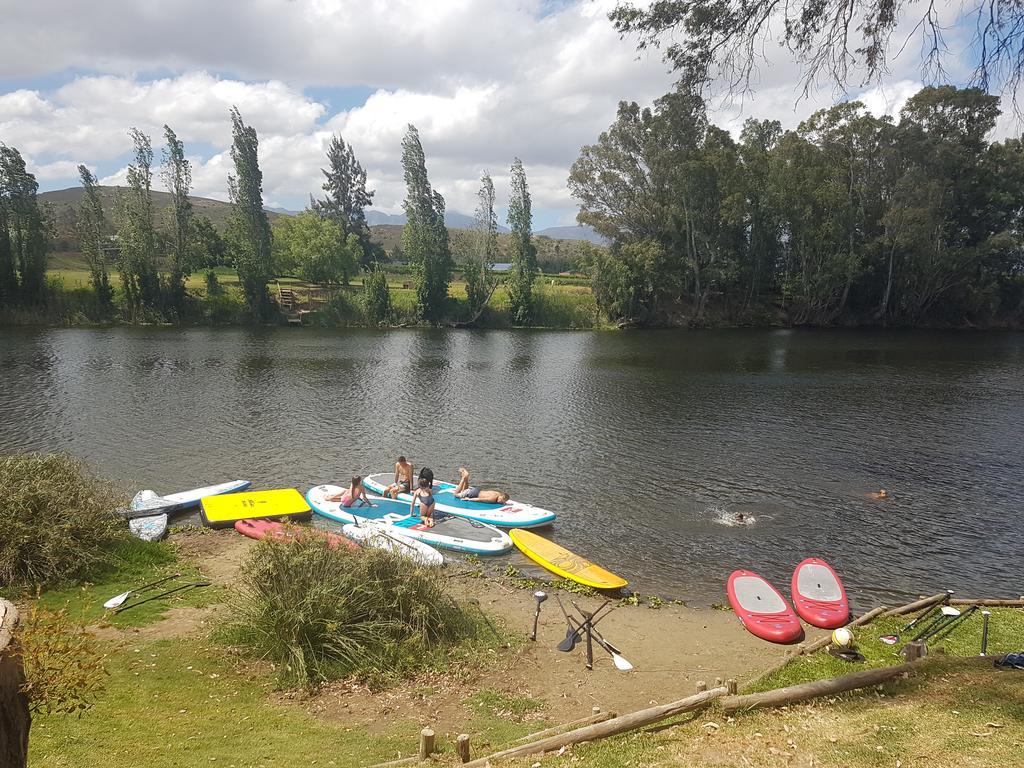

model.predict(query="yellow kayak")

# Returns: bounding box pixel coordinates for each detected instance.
[509,529,628,590]
[200,488,311,529]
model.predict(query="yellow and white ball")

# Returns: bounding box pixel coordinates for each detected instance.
[831,628,854,648]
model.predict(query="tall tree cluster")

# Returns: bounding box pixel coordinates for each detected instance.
[226,107,274,320]
[115,128,160,318]
[0,145,48,306]
[463,171,499,314]
[400,124,452,323]
[569,85,1024,327]
[76,165,113,312]
[162,125,192,313]
[312,134,376,273]
[506,158,538,324]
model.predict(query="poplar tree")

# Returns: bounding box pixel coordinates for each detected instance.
[226,107,274,320]
[0,156,16,305]
[312,134,375,270]
[162,124,192,312]
[76,165,113,313]
[400,124,452,323]
[0,145,48,305]
[116,128,160,317]
[464,171,498,314]
[506,158,537,324]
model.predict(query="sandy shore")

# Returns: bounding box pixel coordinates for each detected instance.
[158,529,805,731]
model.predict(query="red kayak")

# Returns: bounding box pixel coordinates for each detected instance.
[234,519,358,551]
[727,570,804,644]
[791,557,851,629]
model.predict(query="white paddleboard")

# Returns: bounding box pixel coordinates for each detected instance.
[341,523,444,567]
[124,480,252,519]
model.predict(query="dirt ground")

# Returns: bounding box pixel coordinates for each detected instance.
[131,529,798,733]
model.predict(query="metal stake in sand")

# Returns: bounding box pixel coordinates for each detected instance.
[530,591,548,641]
[980,610,991,656]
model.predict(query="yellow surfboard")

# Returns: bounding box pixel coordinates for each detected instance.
[200,488,311,529]
[509,529,628,590]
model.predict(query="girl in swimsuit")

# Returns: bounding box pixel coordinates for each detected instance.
[410,476,436,528]
[327,475,374,507]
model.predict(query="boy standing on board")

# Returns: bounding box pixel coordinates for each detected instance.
[383,456,415,499]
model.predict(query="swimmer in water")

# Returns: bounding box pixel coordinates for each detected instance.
[866,489,889,500]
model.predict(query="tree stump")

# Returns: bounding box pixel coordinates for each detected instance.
[0,600,29,768]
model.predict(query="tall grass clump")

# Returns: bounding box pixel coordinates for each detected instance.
[224,536,481,688]
[0,453,128,590]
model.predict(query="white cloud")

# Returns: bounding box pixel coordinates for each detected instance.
[1,0,1014,226]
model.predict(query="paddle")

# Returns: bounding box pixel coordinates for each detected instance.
[980,610,992,656]
[114,581,211,614]
[881,589,953,644]
[555,597,613,652]
[103,573,181,609]
[466,598,502,643]
[926,604,979,643]
[530,591,548,642]
[910,605,960,642]
[566,614,633,671]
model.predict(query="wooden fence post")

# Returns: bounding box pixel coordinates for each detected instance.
[419,727,435,760]
[456,733,471,763]
[0,600,29,768]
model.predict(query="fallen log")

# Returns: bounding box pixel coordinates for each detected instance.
[510,709,615,744]
[796,605,888,656]
[463,687,726,767]
[949,599,1024,607]
[884,593,946,617]
[721,662,914,714]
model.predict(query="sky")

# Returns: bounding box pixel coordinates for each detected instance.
[0,0,1015,230]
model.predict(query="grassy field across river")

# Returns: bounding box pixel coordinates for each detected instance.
[21,253,602,330]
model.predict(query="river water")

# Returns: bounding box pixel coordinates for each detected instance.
[1,327,1022,607]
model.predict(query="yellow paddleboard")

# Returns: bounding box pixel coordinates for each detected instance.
[509,529,628,590]
[200,488,311,529]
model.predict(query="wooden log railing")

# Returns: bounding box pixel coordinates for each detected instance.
[0,599,29,768]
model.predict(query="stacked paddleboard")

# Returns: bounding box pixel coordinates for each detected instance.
[306,485,511,555]
[362,472,556,528]
[124,480,251,541]
[201,488,311,529]
[726,557,852,644]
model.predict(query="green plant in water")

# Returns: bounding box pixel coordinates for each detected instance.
[0,453,128,590]
[222,535,484,688]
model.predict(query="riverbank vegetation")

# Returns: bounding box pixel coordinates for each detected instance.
[0,453,128,590]
[570,85,1024,328]
[223,535,489,688]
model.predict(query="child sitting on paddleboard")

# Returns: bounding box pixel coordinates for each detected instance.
[326,475,374,508]
[452,467,509,504]
[410,476,436,528]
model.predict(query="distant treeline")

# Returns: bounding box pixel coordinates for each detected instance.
[569,85,1024,327]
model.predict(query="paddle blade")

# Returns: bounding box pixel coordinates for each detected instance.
[557,626,579,652]
[103,591,130,609]
[611,653,634,671]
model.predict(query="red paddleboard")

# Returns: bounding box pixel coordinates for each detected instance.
[791,557,850,629]
[727,570,804,644]
[234,519,357,551]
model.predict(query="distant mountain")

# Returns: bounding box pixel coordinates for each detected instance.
[265,205,303,215]
[535,225,607,245]
[365,209,511,233]
[39,186,283,232]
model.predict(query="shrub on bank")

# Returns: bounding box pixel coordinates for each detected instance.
[223,536,481,688]
[0,453,128,589]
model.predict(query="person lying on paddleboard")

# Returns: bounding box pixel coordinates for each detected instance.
[383,456,415,499]
[452,467,510,504]
[410,476,436,527]
[326,475,375,507]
